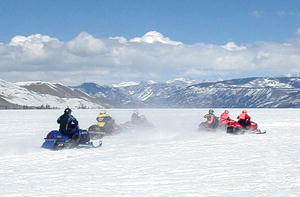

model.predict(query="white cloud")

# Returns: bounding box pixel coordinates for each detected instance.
[130,31,182,45]
[9,34,58,46]
[221,42,247,51]
[66,32,106,57]
[184,69,212,76]
[251,10,264,17]
[284,73,294,77]
[297,28,300,36]
[109,36,128,44]
[277,11,300,17]
[0,31,300,85]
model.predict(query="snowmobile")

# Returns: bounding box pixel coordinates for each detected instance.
[87,123,122,138]
[198,118,220,131]
[226,121,266,135]
[88,124,106,139]
[120,119,155,132]
[42,127,102,150]
[198,122,219,131]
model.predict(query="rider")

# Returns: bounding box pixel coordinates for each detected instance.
[57,108,79,139]
[96,110,116,134]
[237,109,251,128]
[220,110,232,125]
[131,109,144,125]
[203,109,218,128]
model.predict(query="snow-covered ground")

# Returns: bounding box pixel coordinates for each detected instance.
[0,109,299,196]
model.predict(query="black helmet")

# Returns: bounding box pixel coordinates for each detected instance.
[64,108,72,114]
[209,109,214,114]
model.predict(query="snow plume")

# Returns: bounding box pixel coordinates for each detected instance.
[1,31,300,84]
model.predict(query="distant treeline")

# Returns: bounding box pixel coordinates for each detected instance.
[0,104,99,110]
[0,104,59,110]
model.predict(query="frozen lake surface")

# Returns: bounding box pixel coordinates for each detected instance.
[0,109,299,196]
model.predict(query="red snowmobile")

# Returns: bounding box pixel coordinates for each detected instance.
[226,120,266,134]
[121,120,154,131]
[120,115,155,131]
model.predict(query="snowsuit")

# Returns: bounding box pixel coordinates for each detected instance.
[220,112,231,124]
[237,112,251,127]
[57,114,78,137]
[96,114,115,134]
[204,114,218,128]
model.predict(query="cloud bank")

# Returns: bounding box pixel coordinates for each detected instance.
[0,30,300,85]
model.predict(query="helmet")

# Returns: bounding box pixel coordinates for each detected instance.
[98,110,108,118]
[99,110,107,115]
[224,110,229,113]
[242,109,248,113]
[133,109,139,114]
[64,108,72,114]
[209,109,214,114]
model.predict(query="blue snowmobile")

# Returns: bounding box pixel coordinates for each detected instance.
[42,127,102,150]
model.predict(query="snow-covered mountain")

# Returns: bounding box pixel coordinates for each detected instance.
[0,80,107,109]
[165,77,300,108]
[75,77,300,108]
[115,79,194,107]
[72,83,143,108]
[1,77,300,109]
[73,79,195,108]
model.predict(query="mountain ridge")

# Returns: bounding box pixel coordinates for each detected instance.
[1,77,300,109]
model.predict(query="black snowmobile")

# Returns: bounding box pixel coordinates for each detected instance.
[88,121,121,138]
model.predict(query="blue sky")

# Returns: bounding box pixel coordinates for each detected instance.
[1,0,299,44]
[0,0,300,84]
